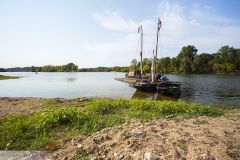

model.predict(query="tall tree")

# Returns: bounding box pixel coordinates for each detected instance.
[177,45,198,73]
[130,59,138,70]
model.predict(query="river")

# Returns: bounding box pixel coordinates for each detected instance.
[0,72,239,105]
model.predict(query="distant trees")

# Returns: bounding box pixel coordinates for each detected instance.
[129,59,138,71]
[79,67,112,72]
[78,66,129,72]
[2,45,240,74]
[207,46,239,73]
[176,45,198,73]
[191,53,213,73]
[128,45,240,74]
[112,66,129,72]
[0,68,6,72]
[39,63,78,72]
[31,66,36,72]
[159,57,171,72]
[143,65,151,72]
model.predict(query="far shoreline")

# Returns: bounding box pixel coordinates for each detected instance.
[0,74,20,80]
[1,71,240,75]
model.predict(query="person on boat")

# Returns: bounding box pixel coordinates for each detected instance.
[160,74,168,81]
[156,73,168,81]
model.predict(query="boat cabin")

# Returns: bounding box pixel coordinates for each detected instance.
[125,70,141,78]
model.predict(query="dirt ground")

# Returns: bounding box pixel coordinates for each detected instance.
[52,113,240,160]
[0,97,90,120]
[0,98,239,160]
[0,97,46,119]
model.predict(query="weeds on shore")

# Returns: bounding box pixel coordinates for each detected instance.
[0,75,19,80]
[0,99,224,150]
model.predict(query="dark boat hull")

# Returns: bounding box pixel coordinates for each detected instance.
[129,80,181,96]
[114,77,181,97]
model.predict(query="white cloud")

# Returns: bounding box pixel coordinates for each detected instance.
[93,11,153,33]
[83,1,240,67]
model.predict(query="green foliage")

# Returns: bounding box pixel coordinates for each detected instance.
[177,45,198,73]
[159,57,171,72]
[0,99,225,150]
[226,63,235,72]
[78,66,129,72]
[0,104,123,150]
[129,59,139,71]
[143,65,151,73]
[40,63,78,72]
[179,57,192,73]
[127,100,223,120]
[131,59,138,67]
[143,58,152,66]
[112,66,129,72]
[31,66,36,72]
[74,148,89,160]
[133,45,240,74]
[212,63,236,73]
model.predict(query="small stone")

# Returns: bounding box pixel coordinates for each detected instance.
[117,154,124,160]
[61,156,67,160]
[197,151,215,160]
[144,152,157,160]
[149,126,157,132]
[76,144,83,149]
[132,129,143,137]
[71,138,76,145]
[110,142,117,147]
[104,135,112,140]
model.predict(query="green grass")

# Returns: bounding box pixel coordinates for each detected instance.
[0,99,225,150]
[0,75,19,80]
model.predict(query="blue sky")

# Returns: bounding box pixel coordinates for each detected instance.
[0,0,240,68]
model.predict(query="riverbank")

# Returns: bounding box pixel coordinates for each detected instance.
[0,97,239,159]
[0,75,19,80]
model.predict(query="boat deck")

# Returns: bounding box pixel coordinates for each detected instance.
[114,77,137,83]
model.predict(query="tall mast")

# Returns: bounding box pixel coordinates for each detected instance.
[151,18,162,83]
[151,49,155,82]
[138,25,143,75]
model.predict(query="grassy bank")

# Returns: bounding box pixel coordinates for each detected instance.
[0,98,226,151]
[0,75,19,80]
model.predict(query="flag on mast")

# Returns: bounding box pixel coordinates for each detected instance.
[158,18,162,31]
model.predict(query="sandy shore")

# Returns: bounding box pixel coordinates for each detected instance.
[0,97,239,160]
[54,114,240,160]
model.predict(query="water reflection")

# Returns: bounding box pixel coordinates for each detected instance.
[131,90,180,101]
[0,72,239,105]
[64,77,77,82]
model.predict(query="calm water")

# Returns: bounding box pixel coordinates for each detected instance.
[0,72,240,105]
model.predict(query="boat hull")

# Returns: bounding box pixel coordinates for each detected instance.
[114,77,181,97]
[130,81,181,96]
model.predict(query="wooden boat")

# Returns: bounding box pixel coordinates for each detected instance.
[116,18,181,96]
[115,77,181,96]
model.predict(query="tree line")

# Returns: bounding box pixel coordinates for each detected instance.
[36,63,78,72]
[130,45,240,74]
[0,63,78,72]
[1,45,239,73]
